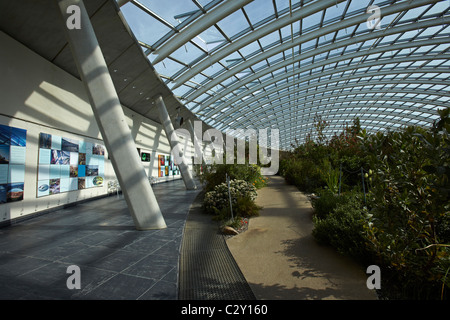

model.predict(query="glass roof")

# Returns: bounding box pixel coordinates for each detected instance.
[120,0,450,150]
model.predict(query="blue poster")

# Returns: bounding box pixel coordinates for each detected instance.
[49,165,60,179]
[78,165,86,177]
[0,125,26,204]
[0,184,7,203]
[51,135,62,150]
[7,183,24,202]
[37,180,49,197]
[0,145,9,164]
[38,164,50,181]
[39,148,51,164]
[60,178,70,193]
[10,127,26,147]
[0,165,8,184]
[10,146,26,164]
[0,125,10,145]
[9,165,25,183]
[60,165,70,178]
[37,132,105,197]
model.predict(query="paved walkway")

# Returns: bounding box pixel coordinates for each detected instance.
[0,179,200,300]
[226,175,378,300]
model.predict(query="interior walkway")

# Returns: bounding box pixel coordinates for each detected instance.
[0,179,200,300]
[227,175,378,300]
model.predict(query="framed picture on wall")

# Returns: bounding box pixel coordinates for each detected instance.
[0,124,27,204]
[141,152,150,162]
[37,132,105,198]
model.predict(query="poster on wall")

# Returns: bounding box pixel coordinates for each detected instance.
[0,124,27,204]
[140,152,150,162]
[172,156,181,176]
[37,133,105,198]
[158,154,165,177]
[158,154,180,177]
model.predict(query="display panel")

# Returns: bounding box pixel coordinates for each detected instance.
[0,124,26,203]
[140,152,150,162]
[37,133,104,197]
[158,154,180,177]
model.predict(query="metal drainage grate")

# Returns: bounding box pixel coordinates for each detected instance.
[179,195,256,300]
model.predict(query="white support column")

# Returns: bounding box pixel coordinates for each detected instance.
[187,119,204,167]
[154,95,197,190]
[57,0,166,230]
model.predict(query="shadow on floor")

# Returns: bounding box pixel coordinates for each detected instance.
[0,179,200,300]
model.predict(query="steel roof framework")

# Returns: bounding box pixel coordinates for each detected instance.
[120,0,450,149]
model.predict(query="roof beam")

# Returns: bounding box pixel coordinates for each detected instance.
[171,0,348,89]
[209,39,450,120]
[195,15,450,109]
[214,69,449,114]
[151,0,253,65]
[172,0,440,91]
[231,92,449,128]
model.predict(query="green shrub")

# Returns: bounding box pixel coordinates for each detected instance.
[203,179,259,219]
[312,192,371,263]
[318,159,340,194]
[198,163,267,192]
[284,108,450,299]
[281,158,324,192]
[311,189,343,219]
[234,195,262,218]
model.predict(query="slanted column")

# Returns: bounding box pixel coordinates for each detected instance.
[57,0,166,230]
[154,95,197,190]
[186,119,204,167]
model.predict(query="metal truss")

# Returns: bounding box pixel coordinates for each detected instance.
[120,0,450,149]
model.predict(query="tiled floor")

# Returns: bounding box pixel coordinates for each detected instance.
[0,179,201,300]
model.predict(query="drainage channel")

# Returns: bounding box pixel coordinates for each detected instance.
[178,193,256,300]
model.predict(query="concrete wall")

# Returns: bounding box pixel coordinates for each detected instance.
[0,31,188,223]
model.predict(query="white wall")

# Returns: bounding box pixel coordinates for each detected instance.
[0,31,186,223]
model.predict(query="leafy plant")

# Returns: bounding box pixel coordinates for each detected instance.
[312,191,371,263]
[197,163,267,192]
[285,107,450,299]
[311,188,344,219]
[318,159,340,194]
[203,179,259,219]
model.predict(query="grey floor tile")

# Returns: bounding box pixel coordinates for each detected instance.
[0,253,50,277]
[14,261,75,299]
[89,249,148,273]
[70,265,117,299]
[60,245,117,267]
[122,254,177,281]
[30,241,90,261]
[0,179,201,300]
[121,236,170,254]
[138,279,177,300]
[79,273,156,300]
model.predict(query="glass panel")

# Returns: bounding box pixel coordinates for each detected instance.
[216,10,249,40]
[243,0,275,26]
[170,41,205,67]
[140,0,199,27]
[154,58,184,78]
[121,5,172,46]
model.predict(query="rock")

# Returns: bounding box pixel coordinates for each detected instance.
[222,226,239,235]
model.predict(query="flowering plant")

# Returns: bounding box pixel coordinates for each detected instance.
[203,179,257,215]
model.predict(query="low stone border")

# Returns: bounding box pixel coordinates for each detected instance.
[221,217,249,238]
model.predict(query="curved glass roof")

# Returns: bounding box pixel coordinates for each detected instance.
[120,0,450,150]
